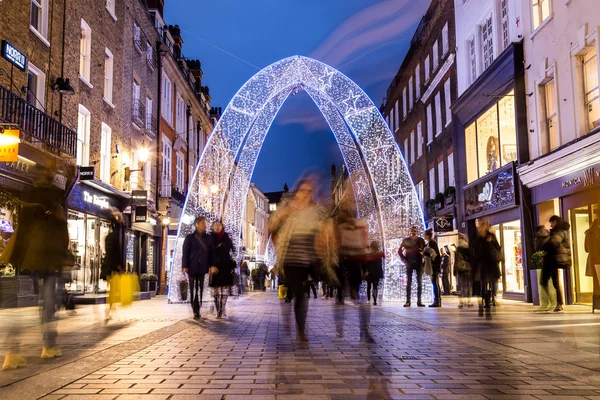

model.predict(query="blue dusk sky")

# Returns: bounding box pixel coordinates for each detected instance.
[164,0,432,193]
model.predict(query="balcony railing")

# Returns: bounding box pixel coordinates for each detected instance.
[133,99,146,128]
[0,85,77,157]
[171,186,186,204]
[145,111,157,135]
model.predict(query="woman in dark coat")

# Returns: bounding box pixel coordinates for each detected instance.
[471,219,501,310]
[365,241,384,305]
[423,229,442,307]
[210,221,234,319]
[101,210,124,321]
[542,216,570,312]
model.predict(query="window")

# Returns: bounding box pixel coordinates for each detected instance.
[427,104,433,144]
[481,16,494,69]
[269,203,277,212]
[448,153,455,186]
[161,135,172,197]
[435,93,442,136]
[444,78,452,126]
[469,37,477,84]
[176,94,186,135]
[417,121,423,158]
[402,88,407,119]
[134,22,142,52]
[80,19,92,83]
[176,152,184,191]
[433,40,439,71]
[100,123,112,184]
[161,73,173,125]
[429,168,436,199]
[30,0,49,42]
[464,91,517,183]
[106,0,116,19]
[146,96,153,131]
[425,55,430,82]
[404,138,408,162]
[438,160,444,193]
[133,81,141,122]
[416,181,424,204]
[410,130,415,165]
[146,42,155,69]
[532,0,551,31]
[500,0,509,50]
[442,23,449,56]
[408,76,414,110]
[145,160,152,192]
[77,105,91,166]
[389,113,394,132]
[583,47,600,131]
[415,64,421,98]
[394,100,400,131]
[26,62,45,110]
[542,78,559,151]
[104,48,114,103]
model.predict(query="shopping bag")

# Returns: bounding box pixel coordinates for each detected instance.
[278,285,287,299]
[179,279,189,301]
[120,274,138,307]
[106,273,121,305]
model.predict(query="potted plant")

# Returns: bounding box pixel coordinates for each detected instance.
[148,274,158,295]
[444,186,456,205]
[435,193,445,210]
[425,199,436,218]
[139,273,150,292]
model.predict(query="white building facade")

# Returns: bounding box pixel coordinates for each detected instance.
[241,184,269,262]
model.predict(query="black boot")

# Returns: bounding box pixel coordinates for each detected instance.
[214,295,221,318]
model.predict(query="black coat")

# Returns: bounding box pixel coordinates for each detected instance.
[426,239,441,273]
[471,232,501,282]
[19,212,69,274]
[182,231,216,277]
[101,227,123,280]
[365,253,384,282]
[209,232,234,287]
[544,221,571,269]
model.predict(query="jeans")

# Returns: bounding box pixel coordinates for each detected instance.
[441,269,451,295]
[189,274,205,316]
[458,273,472,302]
[406,266,423,303]
[542,267,564,306]
[39,274,59,348]
[285,265,310,333]
[367,279,380,303]
[431,270,441,304]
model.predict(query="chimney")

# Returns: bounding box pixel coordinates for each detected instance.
[186,59,204,93]
[146,0,164,16]
[169,25,183,59]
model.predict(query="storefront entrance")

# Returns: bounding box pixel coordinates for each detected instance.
[490,219,524,297]
[567,204,599,304]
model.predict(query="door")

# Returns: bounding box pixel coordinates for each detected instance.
[568,204,599,304]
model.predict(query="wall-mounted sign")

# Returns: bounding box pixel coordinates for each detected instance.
[0,129,20,162]
[433,216,454,233]
[1,41,26,72]
[464,162,517,220]
[83,191,110,210]
[135,205,148,223]
[131,190,147,206]
[561,166,600,189]
[79,166,94,181]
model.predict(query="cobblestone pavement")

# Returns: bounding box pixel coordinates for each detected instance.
[2,292,600,399]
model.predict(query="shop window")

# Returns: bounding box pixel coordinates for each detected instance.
[426,104,433,144]
[492,220,524,293]
[500,0,509,50]
[415,64,421,98]
[433,40,439,71]
[30,0,49,43]
[429,168,435,199]
[77,105,91,167]
[567,204,599,303]
[442,23,449,56]
[464,90,517,183]
[425,55,430,82]
[481,16,494,70]
[408,76,414,110]
[417,121,423,158]
[532,0,551,31]
[582,47,600,131]
[444,78,452,126]
[402,88,407,119]
[26,62,45,110]
[80,19,92,83]
[100,123,112,184]
[104,48,114,104]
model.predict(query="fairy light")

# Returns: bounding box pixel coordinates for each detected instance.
[168,56,429,304]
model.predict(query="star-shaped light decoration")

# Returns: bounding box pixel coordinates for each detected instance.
[343,90,362,114]
[319,67,335,90]
[354,174,370,197]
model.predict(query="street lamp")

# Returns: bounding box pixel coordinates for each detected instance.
[137,147,150,163]
[161,216,171,226]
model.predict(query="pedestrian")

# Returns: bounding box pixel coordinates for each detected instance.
[584,218,600,281]
[423,229,442,307]
[365,241,384,305]
[454,233,473,308]
[182,216,216,319]
[440,246,451,295]
[240,261,249,294]
[209,220,235,319]
[269,177,338,341]
[306,275,317,298]
[471,219,502,311]
[338,216,368,300]
[399,226,426,307]
[101,209,124,322]
[533,225,556,311]
[542,215,570,313]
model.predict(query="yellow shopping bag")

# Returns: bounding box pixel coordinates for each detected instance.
[120,273,139,307]
[278,285,287,299]
[107,273,121,305]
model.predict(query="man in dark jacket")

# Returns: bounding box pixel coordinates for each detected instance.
[543,215,570,312]
[399,226,426,307]
[182,216,216,318]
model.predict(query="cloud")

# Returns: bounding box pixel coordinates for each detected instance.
[275,104,330,132]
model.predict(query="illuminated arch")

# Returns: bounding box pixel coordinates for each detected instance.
[169,56,428,303]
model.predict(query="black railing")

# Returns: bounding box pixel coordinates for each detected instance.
[172,186,186,204]
[133,99,145,127]
[145,111,157,135]
[0,85,77,157]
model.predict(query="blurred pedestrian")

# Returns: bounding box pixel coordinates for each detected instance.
[338,217,368,300]
[454,233,473,308]
[440,247,451,295]
[182,216,216,319]
[533,225,555,311]
[101,209,124,322]
[365,241,384,305]
[542,216,570,313]
[471,219,501,312]
[399,226,426,307]
[209,220,235,319]
[423,229,441,307]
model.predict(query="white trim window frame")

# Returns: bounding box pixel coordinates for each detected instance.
[435,93,442,136]
[442,23,449,57]
[134,22,143,53]
[417,121,423,158]
[429,168,436,200]
[410,130,415,165]
[426,104,433,144]
[161,72,173,125]
[100,123,112,184]
[104,48,114,105]
[500,0,509,50]
[438,160,444,194]
[448,153,455,186]
[106,0,117,20]
[408,76,414,110]
[80,19,92,84]
[30,0,49,45]
[403,138,408,163]
[532,0,551,32]
[481,15,495,70]
[582,46,600,131]
[537,74,559,153]
[415,64,421,99]
[176,151,184,192]
[176,94,186,135]
[433,40,439,71]
[26,62,46,111]
[146,41,155,70]
[77,105,91,167]
[144,160,152,192]
[161,135,172,197]
[468,35,478,84]
[146,96,153,131]
[133,80,141,122]
[394,100,400,131]
[417,181,424,205]
[444,78,452,126]
[425,55,431,82]
[402,88,407,119]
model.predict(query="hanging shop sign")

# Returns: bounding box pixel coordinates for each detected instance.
[1,41,26,72]
[134,205,148,223]
[79,166,94,181]
[0,129,20,162]
[131,190,148,206]
[433,216,454,233]
[464,162,517,220]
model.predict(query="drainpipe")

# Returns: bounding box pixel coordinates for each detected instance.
[155,40,162,209]
[185,104,191,191]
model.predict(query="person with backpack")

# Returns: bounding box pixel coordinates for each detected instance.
[454,233,473,308]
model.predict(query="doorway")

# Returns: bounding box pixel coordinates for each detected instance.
[567,204,599,304]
